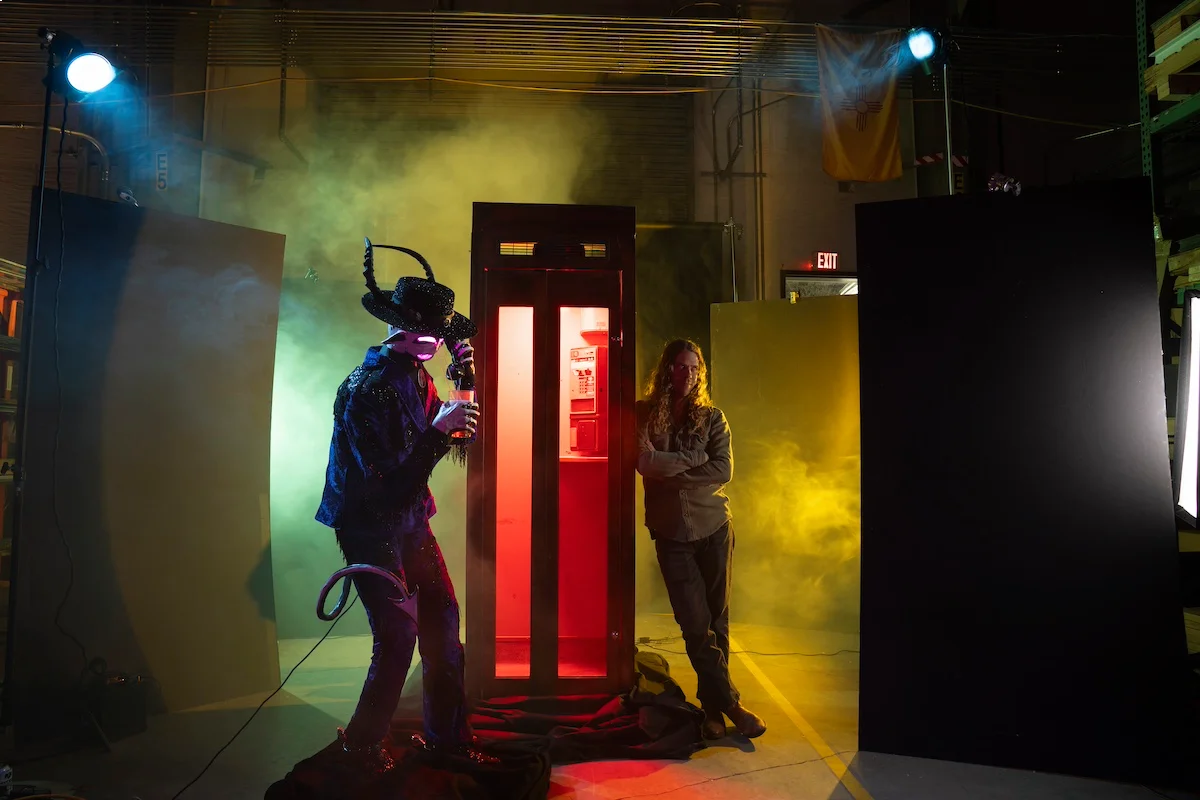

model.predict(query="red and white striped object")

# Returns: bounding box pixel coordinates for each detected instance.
[913,153,969,167]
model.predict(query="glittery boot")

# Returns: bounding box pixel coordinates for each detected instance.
[337,726,395,776]
[410,732,500,766]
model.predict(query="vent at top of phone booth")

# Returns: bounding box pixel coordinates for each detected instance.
[499,242,607,258]
[500,242,536,256]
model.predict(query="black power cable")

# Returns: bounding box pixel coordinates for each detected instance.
[170,593,358,799]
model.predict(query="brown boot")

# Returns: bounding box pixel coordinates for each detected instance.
[725,703,767,738]
[337,727,395,776]
[411,732,501,766]
[701,707,727,740]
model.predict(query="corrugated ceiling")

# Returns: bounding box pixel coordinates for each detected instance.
[0,2,1127,93]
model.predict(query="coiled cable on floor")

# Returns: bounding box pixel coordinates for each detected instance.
[317,564,416,621]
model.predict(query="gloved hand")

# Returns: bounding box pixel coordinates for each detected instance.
[446,339,475,382]
[432,400,480,437]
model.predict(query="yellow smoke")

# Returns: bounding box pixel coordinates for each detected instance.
[728,440,861,632]
[713,298,861,635]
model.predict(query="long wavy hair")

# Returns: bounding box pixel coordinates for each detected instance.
[644,339,712,436]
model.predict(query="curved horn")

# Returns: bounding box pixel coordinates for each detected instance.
[363,237,389,301]
[370,243,437,282]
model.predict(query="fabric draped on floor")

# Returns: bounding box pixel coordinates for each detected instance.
[264,650,704,800]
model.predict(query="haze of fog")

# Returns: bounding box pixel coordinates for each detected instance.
[201,89,859,644]
[202,95,605,639]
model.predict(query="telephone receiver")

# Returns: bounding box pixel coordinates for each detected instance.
[447,338,476,391]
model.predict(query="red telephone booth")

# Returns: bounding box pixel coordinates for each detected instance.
[465,202,637,699]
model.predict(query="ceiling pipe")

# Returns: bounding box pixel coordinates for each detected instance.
[0,122,111,199]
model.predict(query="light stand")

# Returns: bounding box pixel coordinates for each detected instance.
[942,59,954,196]
[1,34,59,731]
[0,27,116,731]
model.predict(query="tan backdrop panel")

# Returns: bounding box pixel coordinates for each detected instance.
[10,190,283,732]
[710,297,860,635]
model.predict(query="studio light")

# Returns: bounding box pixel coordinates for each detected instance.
[65,53,116,94]
[1173,290,1200,526]
[907,28,937,61]
[905,27,942,76]
[38,28,119,101]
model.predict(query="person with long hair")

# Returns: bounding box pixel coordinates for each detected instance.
[635,339,766,741]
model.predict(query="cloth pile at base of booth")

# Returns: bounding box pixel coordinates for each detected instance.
[263,650,703,800]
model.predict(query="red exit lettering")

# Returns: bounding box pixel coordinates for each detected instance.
[815,251,839,270]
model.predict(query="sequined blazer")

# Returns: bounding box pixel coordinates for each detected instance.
[315,346,451,533]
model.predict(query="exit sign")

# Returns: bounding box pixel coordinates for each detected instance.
[814,251,839,270]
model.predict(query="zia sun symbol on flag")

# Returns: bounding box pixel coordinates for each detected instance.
[840,83,884,132]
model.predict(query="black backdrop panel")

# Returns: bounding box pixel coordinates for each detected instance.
[856,178,1187,784]
[8,190,284,739]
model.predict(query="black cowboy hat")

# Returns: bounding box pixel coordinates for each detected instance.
[360,238,476,341]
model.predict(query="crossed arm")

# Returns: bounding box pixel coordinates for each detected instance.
[635,409,733,486]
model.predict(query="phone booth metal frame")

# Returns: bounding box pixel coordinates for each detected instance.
[465,202,637,700]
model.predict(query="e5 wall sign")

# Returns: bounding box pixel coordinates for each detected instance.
[814,251,839,270]
[155,150,168,191]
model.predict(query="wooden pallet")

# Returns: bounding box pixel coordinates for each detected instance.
[1171,247,1200,275]
[1147,0,1200,101]
[1169,246,1200,292]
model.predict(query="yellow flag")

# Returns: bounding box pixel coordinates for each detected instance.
[817,25,904,183]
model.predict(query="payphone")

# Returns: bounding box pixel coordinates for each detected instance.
[568,344,608,455]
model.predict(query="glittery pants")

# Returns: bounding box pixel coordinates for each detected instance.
[654,522,740,711]
[336,522,470,748]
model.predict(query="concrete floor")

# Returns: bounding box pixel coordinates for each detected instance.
[4,613,1196,800]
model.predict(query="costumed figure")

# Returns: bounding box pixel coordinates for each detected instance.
[314,239,498,775]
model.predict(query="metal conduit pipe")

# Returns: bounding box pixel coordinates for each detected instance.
[754,77,766,301]
[711,76,737,222]
[724,77,745,222]
[278,70,308,166]
[716,92,790,300]
[0,122,112,199]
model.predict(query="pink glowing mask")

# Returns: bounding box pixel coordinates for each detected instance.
[414,336,443,361]
[383,326,444,360]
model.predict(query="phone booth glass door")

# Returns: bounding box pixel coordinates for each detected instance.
[494,305,534,678]
[557,305,611,678]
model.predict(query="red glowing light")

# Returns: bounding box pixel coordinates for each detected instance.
[495,306,534,679]
[492,305,610,681]
[558,307,609,679]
